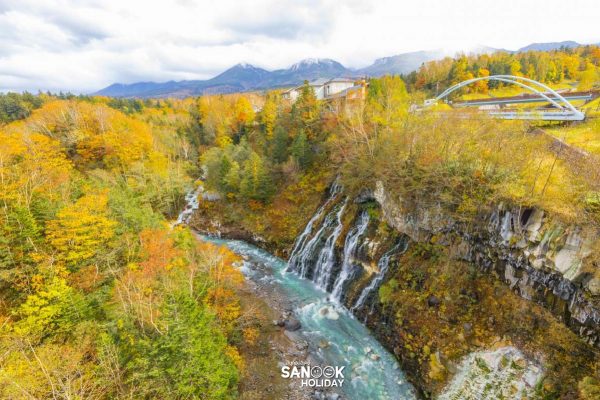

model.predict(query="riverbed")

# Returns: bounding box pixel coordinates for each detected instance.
[199,234,416,400]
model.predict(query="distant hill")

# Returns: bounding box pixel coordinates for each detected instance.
[95,58,354,98]
[209,63,271,90]
[96,64,272,98]
[94,41,591,98]
[357,50,445,76]
[95,54,430,98]
[96,81,186,98]
[517,41,581,52]
[269,59,349,86]
[357,46,503,77]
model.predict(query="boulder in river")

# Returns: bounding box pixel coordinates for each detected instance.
[296,340,309,351]
[284,318,302,331]
[319,305,340,320]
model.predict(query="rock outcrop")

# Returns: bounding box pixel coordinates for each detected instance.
[374,180,600,346]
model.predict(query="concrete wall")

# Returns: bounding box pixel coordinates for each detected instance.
[325,81,354,97]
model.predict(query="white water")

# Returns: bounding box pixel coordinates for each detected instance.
[201,236,417,400]
[175,187,416,399]
[175,187,544,400]
[500,211,513,243]
[331,211,370,301]
[298,205,340,278]
[288,181,342,273]
[296,200,347,279]
[313,200,348,290]
[175,185,202,225]
[352,239,408,312]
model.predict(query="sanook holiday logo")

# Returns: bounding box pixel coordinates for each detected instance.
[281,363,345,388]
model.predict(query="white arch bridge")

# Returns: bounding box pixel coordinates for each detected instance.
[424,75,586,121]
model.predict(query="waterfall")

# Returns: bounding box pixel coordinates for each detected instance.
[287,181,343,276]
[331,211,370,301]
[175,185,202,225]
[312,200,348,290]
[352,238,408,311]
[201,235,418,400]
[290,182,342,257]
[288,183,398,307]
[297,200,347,278]
[500,211,513,243]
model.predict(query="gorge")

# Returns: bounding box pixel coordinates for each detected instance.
[3,39,600,400]
[186,176,595,398]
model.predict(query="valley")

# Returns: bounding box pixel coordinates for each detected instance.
[1,43,600,399]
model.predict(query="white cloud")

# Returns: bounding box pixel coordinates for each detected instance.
[0,0,599,93]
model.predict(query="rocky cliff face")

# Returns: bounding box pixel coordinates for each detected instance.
[373,181,600,346]
[189,180,600,396]
[281,180,599,396]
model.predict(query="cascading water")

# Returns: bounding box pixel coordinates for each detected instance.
[352,238,408,311]
[176,184,416,399]
[176,182,544,399]
[312,200,348,290]
[297,203,343,278]
[199,236,417,400]
[288,181,342,272]
[330,211,370,301]
[293,200,347,279]
[175,185,202,225]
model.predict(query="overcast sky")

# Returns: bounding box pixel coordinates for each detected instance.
[1,0,599,93]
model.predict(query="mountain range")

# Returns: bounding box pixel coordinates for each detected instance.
[96,59,352,98]
[516,41,581,52]
[94,41,591,98]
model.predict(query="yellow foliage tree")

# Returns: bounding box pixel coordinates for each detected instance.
[0,340,100,399]
[76,111,153,169]
[233,96,255,133]
[260,93,278,138]
[0,131,72,208]
[366,75,410,133]
[509,59,522,76]
[578,63,598,91]
[473,68,490,93]
[16,100,153,171]
[198,96,234,146]
[46,192,116,269]
[11,277,77,339]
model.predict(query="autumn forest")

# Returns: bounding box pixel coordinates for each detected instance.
[1,44,600,399]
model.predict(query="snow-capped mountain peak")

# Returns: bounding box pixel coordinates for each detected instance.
[235,62,257,69]
[290,58,335,71]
